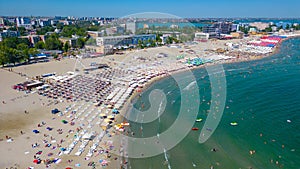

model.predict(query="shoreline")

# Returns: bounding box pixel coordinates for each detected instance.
[119,34,300,100]
[115,34,300,168]
[1,34,299,169]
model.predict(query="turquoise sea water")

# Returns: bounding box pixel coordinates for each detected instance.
[126,37,300,169]
[137,19,300,29]
[137,22,209,28]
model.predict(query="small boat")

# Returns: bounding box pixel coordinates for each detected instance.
[192,127,199,131]
[230,122,238,126]
[196,118,203,122]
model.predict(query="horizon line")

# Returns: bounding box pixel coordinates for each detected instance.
[1,15,300,20]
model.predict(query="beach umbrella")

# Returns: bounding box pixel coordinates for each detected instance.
[46,127,53,131]
[112,109,118,113]
[60,147,66,151]
[62,120,68,124]
[101,160,108,165]
[75,163,81,167]
[55,158,61,164]
[32,129,39,134]
[33,159,39,164]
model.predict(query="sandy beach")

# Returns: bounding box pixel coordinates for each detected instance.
[1,33,299,169]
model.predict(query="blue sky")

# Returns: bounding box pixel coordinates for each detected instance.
[0,0,299,18]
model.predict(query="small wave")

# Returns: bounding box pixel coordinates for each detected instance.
[158,100,164,123]
[226,66,249,72]
[163,148,172,169]
[183,81,196,91]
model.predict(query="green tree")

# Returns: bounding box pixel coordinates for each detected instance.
[64,42,70,52]
[61,26,74,37]
[53,53,58,59]
[8,27,17,31]
[7,48,19,65]
[45,34,62,50]
[16,43,29,51]
[35,41,46,49]
[85,38,96,46]
[1,37,30,49]
[28,48,39,61]
[18,27,27,36]
[285,24,290,30]
[166,36,173,44]
[56,22,64,29]
[3,37,18,48]
[17,38,30,46]
[76,28,87,37]
[0,38,33,65]
[87,25,99,31]
[239,26,249,34]
[61,26,87,38]
[0,46,9,66]
[143,40,147,47]
[17,43,29,62]
[264,27,273,32]
[37,26,55,35]
[76,38,85,48]
[137,39,143,48]
[292,24,300,30]
[150,39,156,47]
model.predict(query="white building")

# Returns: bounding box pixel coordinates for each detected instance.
[16,17,32,29]
[194,32,209,41]
[160,34,171,44]
[96,35,132,46]
[126,22,137,34]
[96,35,131,54]
[0,18,4,28]
[39,19,51,27]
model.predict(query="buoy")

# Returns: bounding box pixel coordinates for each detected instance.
[230,122,238,126]
[196,118,202,122]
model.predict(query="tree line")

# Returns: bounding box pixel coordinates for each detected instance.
[0,32,89,66]
[0,37,39,66]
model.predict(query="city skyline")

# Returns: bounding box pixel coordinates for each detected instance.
[0,0,300,18]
